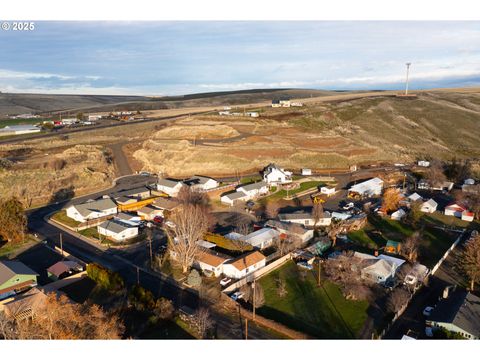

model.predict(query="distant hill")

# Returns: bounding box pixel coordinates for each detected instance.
[0,88,342,116]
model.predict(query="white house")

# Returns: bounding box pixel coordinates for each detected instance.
[445,203,466,218]
[194,251,231,277]
[222,251,266,279]
[115,212,142,226]
[262,164,292,185]
[408,193,422,202]
[88,114,102,121]
[220,191,249,206]
[301,168,312,176]
[320,186,336,196]
[271,99,291,108]
[421,199,438,213]
[265,220,314,243]
[331,212,352,221]
[97,219,138,242]
[66,197,118,222]
[183,176,218,191]
[156,178,184,197]
[278,212,314,226]
[417,160,430,167]
[61,118,77,125]
[236,181,269,199]
[355,252,405,285]
[348,177,384,197]
[461,210,474,222]
[391,208,407,221]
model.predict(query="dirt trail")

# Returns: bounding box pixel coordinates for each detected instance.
[108,142,133,177]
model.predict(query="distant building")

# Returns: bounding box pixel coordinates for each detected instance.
[301,168,312,176]
[417,160,430,167]
[391,208,406,221]
[348,177,384,198]
[420,199,438,213]
[271,99,291,108]
[0,125,40,136]
[183,175,219,191]
[88,114,102,121]
[263,163,292,185]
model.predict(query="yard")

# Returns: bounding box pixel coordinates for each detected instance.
[347,214,458,268]
[0,236,36,258]
[257,260,369,339]
[51,210,81,228]
[266,181,325,200]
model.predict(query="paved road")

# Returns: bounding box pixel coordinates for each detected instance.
[383,231,469,339]
[0,110,211,145]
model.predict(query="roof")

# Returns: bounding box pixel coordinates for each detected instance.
[226,251,266,271]
[0,260,38,284]
[197,240,217,249]
[157,178,183,189]
[71,197,117,218]
[222,191,249,201]
[112,186,150,199]
[349,177,384,194]
[184,175,216,186]
[47,261,82,277]
[429,290,480,337]
[137,205,160,214]
[362,259,395,278]
[242,227,280,247]
[391,209,406,218]
[115,212,139,221]
[423,198,438,207]
[98,219,135,234]
[446,203,466,211]
[153,197,179,210]
[264,163,291,176]
[196,250,231,267]
[3,287,47,319]
[278,212,313,221]
[408,193,422,201]
[238,181,268,192]
[0,125,39,132]
[265,220,311,235]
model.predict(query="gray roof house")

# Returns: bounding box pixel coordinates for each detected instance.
[66,197,118,222]
[428,290,480,339]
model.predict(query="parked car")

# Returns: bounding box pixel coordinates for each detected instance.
[297,261,313,270]
[343,202,355,210]
[230,291,244,301]
[423,306,435,317]
[220,278,231,287]
[153,216,164,224]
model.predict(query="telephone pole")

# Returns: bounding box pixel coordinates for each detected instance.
[252,280,256,320]
[59,233,63,257]
[317,259,321,287]
[245,318,248,340]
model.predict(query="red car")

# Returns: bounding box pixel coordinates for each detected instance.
[153,216,164,224]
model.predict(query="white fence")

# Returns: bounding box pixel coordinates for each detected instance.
[222,253,293,293]
[431,230,465,275]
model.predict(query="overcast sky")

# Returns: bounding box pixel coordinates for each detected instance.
[0,21,479,95]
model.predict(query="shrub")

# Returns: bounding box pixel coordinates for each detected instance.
[86,263,124,291]
[128,284,156,311]
[187,269,202,288]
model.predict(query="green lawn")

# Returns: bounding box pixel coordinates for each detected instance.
[240,175,262,184]
[79,227,101,240]
[258,260,369,339]
[141,317,196,339]
[347,214,458,268]
[0,236,36,258]
[423,212,480,231]
[267,181,325,200]
[0,118,47,127]
[51,210,81,228]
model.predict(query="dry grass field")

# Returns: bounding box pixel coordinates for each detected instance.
[132,90,480,177]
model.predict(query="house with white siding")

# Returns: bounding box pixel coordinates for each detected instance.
[348,177,384,198]
[236,181,269,199]
[66,197,117,222]
[265,220,314,243]
[263,164,292,185]
[183,176,219,191]
[420,199,438,213]
[194,251,231,277]
[97,219,138,242]
[156,178,184,196]
[222,251,266,279]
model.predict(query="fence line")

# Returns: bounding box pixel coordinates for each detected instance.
[430,230,465,275]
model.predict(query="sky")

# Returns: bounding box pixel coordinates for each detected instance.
[0,21,479,95]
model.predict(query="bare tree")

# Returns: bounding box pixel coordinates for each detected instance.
[401,231,421,262]
[194,307,215,339]
[386,287,410,314]
[425,159,447,188]
[462,234,480,290]
[241,282,265,309]
[265,201,280,219]
[165,204,210,273]
[275,276,288,298]
[273,233,302,256]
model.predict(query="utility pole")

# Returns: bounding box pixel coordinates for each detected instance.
[136,266,140,285]
[59,233,63,257]
[147,224,153,268]
[317,259,321,287]
[252,280,256,320]
[245,318,248,339]
[403,173,407,192]
[405,62,411,95]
